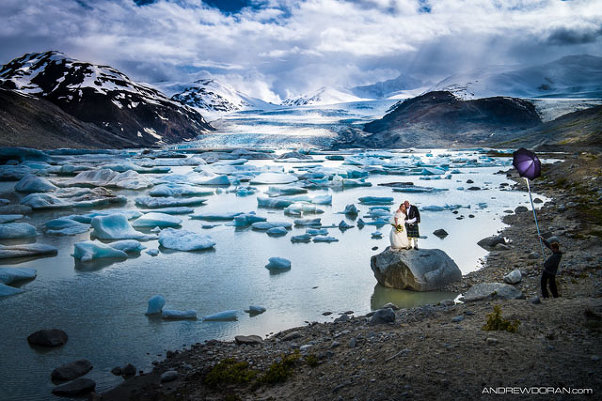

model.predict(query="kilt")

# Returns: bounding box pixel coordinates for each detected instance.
[405,223,420,238]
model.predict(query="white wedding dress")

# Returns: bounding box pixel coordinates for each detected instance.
[389,210,410,249]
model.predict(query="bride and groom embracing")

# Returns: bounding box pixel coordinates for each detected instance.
[389,200,420,250]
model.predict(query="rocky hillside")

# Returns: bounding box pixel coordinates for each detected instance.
[0,51,213,148]
[339,91,542,148]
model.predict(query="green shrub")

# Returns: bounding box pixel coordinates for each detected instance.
[305,354,319,367]
[204,358,258,388]
[259,351,301,384]
[482,305,520,333]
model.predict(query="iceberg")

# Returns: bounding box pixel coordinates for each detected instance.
[311,194,332,205]
[162,310,197,320]
[190,212,243,221]
[107,170,154,189]
[233,213,267,227]
[358,196,394,205]
[294,218,322,227]
[342,204,359,216]
[0,244,57,259]
[251,173,298,185]
[146,295,166,315]
[109,240,146,253]
[371,231,383,238]
[234,186,256,197]
[257,197,297,209]
[135,196,208,209]
[14,175,57,193]
[266,226,288,237]
[291,234,312,243]
[73,241,128,262]
[306,228,328,236]
[132,213,182,228]
[0,215,24,224]
[0,165,32,181]
[0,223,37,239]
[198,175,231,186]
[392,186,448,193]
[338,220,353,230]
[91,214,156,241]
[149,183,214,197]
[21,193,71,209]
[265,257,291,271]
[312,236,339,243]
[158,228,216,251]
[146,207,194,215]
[45,218,90,236]
[267,185,307,197]
[146,249,160,256]
[245,306,266,315]
[0,283,24,297]
[203,310,238,321]
[284,203,324,216]
[103,162,170,174]
[0,267,37,285]
[251,221,292,231]
[63,169,119,187]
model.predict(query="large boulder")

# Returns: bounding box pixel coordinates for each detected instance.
[27,329,68,347]
[462,282,523,302]
[51,359,93,382]
[371,247,461,291]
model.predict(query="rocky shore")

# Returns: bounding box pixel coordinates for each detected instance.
[100,152,602,401]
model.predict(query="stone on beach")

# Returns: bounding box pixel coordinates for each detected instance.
[433,229,449,238]
[158,228,216,251]
[27,329,68,347]
[371,247,461,291]
[132,213,182,228]
[462,283,523,302]
[503,269,522,284]
[146,295,166,315]
[15,175,57,193]
[235,335,264,345]
[477,235,507,250]
[91,214,156,241]
[204,310,238,321]
[0,222,37,239]
[73,241,129,262]
[51,359,93,382]
[265,257,291,271]
[162,310,197,320]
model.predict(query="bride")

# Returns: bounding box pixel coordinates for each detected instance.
[390,203,410,250]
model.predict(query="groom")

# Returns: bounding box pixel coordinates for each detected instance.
[404,200,420,250]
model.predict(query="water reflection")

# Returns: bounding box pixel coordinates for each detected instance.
[370,284,457,310]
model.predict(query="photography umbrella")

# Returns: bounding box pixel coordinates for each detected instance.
[512,148,545,256]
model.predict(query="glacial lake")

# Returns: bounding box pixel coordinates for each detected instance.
[0,148,548,401]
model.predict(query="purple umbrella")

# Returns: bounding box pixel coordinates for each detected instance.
[512,148,544,256]
[512,148,541,180]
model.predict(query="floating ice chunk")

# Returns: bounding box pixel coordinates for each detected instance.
[291,234,312,243]
[360,218,388,226]
[267,227,288,237]
[267,185,307,197]
[234,186,256,197]
[421,204,469,212]
[45,218,89,236]
[198,175,231,185]
[107,170,154,189]
[257,197,296,209]
[0,199,9,205]
[63,169,119,187]
[251,221,292,231]
[312,194,332,205]
[284,203,324,216]
[265,257,291,271]
[0,283,24,297]
[0,223,37,239]
[422,167,446,175]
[234,213,267,227]
[0,165,32,181]
[294,218,321,227]
[0,215,23,224]
[392,186,448,193]
[21,193,71,209]
[0,267,37,285]
[338,220,353,230]
[146,249,160,256]
[149,183,214,197]
[306,228,328,236]
[147,207,194,215]
[0,244,57,259]
[91,215,156,241]
[342,204,359,216]
[203,310,238,321]
[146,295,166,315]
[158,228,216,251]
[245,306,266,315]
[358,196,394,205]
[190,212,243,221]
[73,241,128,262]
[15,175,57,193]
[132,213,182,228]
[110,240,146,253]
[162,310,197,320]
[251,173,298,185]
[478,202,488,209]
[104,162,170,174]
[135,196,208,209]
[371,231,383,238]
[313,236,339,243]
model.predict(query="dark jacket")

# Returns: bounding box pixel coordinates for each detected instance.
[543,239,562,275]
[407,205,420,224]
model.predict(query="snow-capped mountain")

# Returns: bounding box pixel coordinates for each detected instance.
[431,55,602,100]
[350,74,426,99]
[282,87,364,106]
[0,51,212,147]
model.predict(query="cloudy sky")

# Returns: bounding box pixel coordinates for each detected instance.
[1,0,601,101]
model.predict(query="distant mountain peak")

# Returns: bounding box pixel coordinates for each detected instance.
[282,87,363,106]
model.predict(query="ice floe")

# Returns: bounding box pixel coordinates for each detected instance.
[162,310,197,320]
[233,213,267,227]
[91,215,156,241]
[291,234,312,243]
[0,223,37,239]
[284,203,324,216]
[266,226,288,237]
[312,236,339,243]
[245,306,266,315]
[132,213,182,228]
[190,212,243,221]
[294,218,322,227]
[146,295,165,315]
[358,196,394,205]
[15,175,57,193]
[0,243,57,259]
[109,240,146,253]
[203,310,237,321]
[73,241,128,262]
[251,173,298,185]
[149,183,214,197]
[135,196,208,209]
[45,218,90,236]
[265,257,291,271]
[0,267,37,285]
[158,228,216,251]
[251,221,293,231]
[0,215,24,224]
[0,283,24,297]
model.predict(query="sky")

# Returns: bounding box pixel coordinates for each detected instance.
[1,0,601,102]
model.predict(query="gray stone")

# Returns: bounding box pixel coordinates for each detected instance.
[433,229,448,238]
[122,363,136,377]
[27,329,68,347]
[477,235,506,250]
[503,269,522,284]
[494,243,511,251]
[348,338,357,348]
[111,367,122,376]
[335,314,350,323]
[281,331,302,341]
[382,302,400,311]
[160,370,178,383]
[52,378,96,396]
[369,308,395,324]
[462,283,523,302]
[530,296,541,305]
[514,206,528,213]
[235,335,263,345]
[527,252,540,260]
[51,359,93,382]
[486,338,499,345]
[371,247,461,291]
[451,315,464,323]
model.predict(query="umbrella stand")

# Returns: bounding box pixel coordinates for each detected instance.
[525,178,545,257]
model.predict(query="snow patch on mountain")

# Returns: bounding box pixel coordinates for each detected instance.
[282,87,365,106]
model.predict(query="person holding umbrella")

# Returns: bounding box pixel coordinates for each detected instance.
[539,236,562,298]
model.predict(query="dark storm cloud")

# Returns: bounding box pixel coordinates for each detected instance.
[547,26,602,45]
